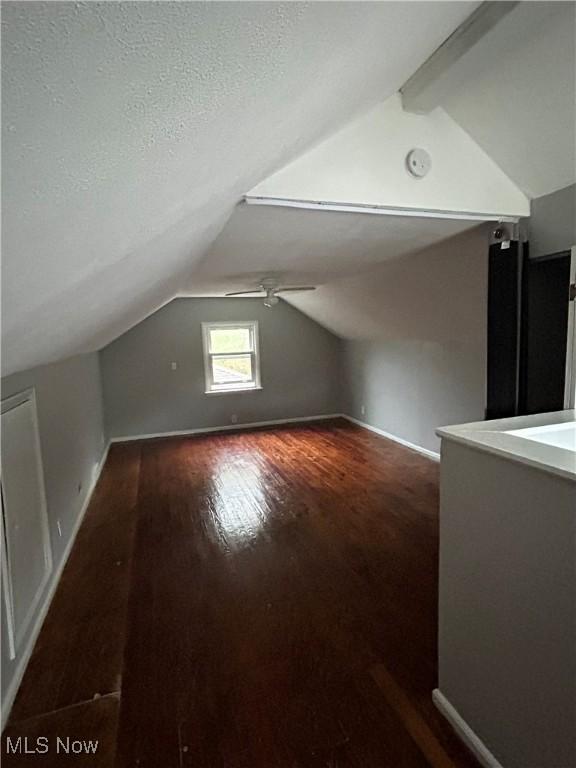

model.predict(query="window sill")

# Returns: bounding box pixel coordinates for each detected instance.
[204,386,263,396]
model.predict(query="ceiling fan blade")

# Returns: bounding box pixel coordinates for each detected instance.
[225,290,264,296]
[275,286,317,293]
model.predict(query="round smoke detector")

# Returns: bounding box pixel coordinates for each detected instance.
[406,148,431,179]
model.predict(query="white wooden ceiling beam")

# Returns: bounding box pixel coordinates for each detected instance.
[401,1,519,114]
[244,196,519,224]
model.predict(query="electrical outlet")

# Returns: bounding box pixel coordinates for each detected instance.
[57,520,62,538]
[360,404,366,416]
[171,362,177,370]
[231,414,238,424]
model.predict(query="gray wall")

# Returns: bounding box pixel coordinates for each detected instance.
[100,297,343,438]
[438,440,576,768]
[342,225,489,454]
[1,353,106,711]
[529,183,575,258]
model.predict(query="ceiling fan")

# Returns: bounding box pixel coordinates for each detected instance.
[226,278,316,308]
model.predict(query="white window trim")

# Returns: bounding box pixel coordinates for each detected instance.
[201,321,262,395]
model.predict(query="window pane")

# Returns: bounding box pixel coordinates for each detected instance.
[209,327,251,354]
[212,355,253,385]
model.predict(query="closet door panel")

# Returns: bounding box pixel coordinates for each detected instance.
[1,390,52,654]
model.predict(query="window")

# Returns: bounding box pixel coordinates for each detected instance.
[202,321,261,394]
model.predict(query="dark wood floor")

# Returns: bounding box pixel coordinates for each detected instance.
[3,418,478,767]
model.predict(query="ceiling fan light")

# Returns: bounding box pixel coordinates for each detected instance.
[263,295,279,308]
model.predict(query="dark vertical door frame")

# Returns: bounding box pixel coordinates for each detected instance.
[486,239,523,419]
[565,245,576,409]
[518,249,572,415]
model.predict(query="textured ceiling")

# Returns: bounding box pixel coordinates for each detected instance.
[1,0,478,375]
[183,0,574,342]
[184,202,481,296]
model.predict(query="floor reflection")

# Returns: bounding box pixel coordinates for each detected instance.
[207,451,269,551]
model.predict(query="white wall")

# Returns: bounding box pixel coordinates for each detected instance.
[341,225,489,453]
[1,353,107,717]
[529,183,576,259]
[248,95,529,218]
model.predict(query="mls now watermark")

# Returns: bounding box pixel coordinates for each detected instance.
[5,736,99,756]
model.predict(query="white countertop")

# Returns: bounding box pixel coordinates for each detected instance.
[437,410,576,482]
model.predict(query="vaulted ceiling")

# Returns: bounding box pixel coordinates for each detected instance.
[185,202,483,296]
[2,1,574,375]
[434,1,576,198]
[1,1,478,375]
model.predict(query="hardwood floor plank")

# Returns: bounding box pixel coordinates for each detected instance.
[115,421,477,768]
[371,664,458,768]
[5,419,479,768]
[2,694,119,767]
[8,444,141,723]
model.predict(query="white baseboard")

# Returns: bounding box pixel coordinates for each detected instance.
[341,414,440,461]
[432,689,504,768]
[1,441,111,727]
[1,413,431,724]
[109,413,342,443]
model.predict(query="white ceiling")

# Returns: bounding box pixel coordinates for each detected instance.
[437,1,576,198]
[3,1,574,375]
[185,203,482,296]
[1,0,479,375]
[183,0,574,340]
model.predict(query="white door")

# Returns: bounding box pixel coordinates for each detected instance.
[1,389,52,659]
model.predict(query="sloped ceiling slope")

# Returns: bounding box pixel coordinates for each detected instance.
[182,91,526,301]
[283,223,491,340]
[1,0,478,376]
[417,1,576,198]
[184,202,482,296]
[200,0,572,341]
